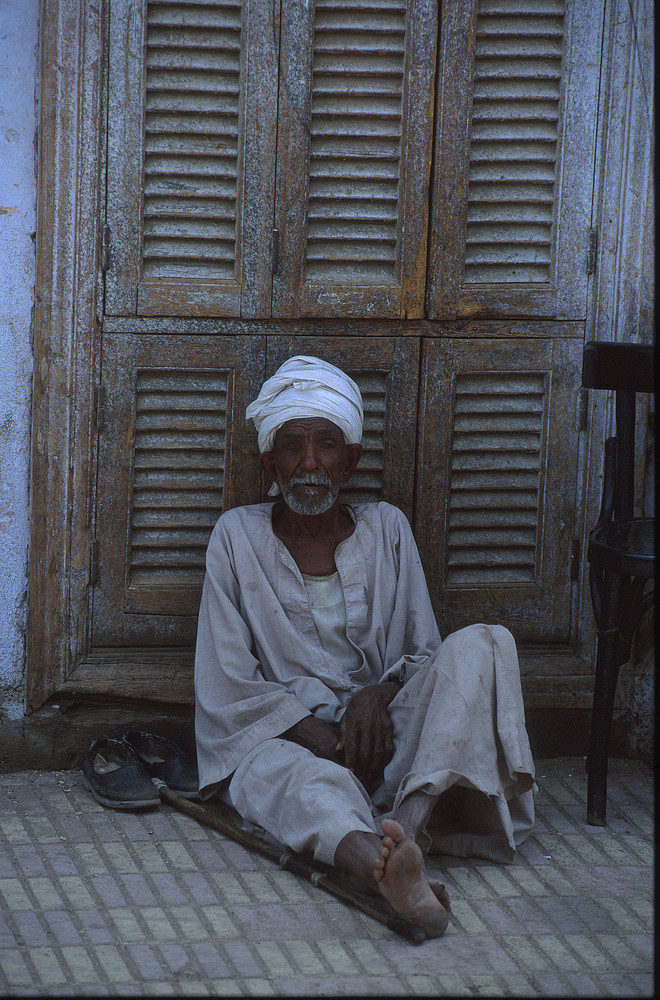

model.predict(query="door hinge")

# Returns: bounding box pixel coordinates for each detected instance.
[271,229,280,275]
[576,388,588,431]
[586,228,598,275]
[95,385,106,432]
[89,539,99,586]
[569,537,580,581]
[101,224,111,272]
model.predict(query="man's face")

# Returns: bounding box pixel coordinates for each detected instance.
[261,418,361,516]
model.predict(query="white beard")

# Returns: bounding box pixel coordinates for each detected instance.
[278,471,339,516]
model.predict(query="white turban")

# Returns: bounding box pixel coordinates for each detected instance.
[246,355,363,454]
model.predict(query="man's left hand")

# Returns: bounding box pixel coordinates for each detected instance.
[337,681,401,792]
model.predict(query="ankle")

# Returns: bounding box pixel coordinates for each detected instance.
[334,830,382,887]
[395,790,437,841]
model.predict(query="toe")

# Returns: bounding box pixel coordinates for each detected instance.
[429,879,451,912]
[381,818,406,843]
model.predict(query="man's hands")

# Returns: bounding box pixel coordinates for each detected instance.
[337,681,401,793]
[282,681,401,793]
[282,716,342,764]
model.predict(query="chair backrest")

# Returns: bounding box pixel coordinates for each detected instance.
[582,341,655,521]
[582,341,655,394]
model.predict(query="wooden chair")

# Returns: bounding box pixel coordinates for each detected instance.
[582,340,655,826]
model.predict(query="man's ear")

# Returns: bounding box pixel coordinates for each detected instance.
[260,452,278,485]
[341,443,363,483]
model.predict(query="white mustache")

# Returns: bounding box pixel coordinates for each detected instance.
[288,473,333,488]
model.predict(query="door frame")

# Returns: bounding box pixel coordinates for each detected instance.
[28,0,105,710]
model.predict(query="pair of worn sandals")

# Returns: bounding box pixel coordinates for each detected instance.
[82,731,199,809]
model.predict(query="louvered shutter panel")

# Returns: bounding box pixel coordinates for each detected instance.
[416,334,582,644]
[272,0,437,319]
[265,337,420,518]
[105,0,277,317]
[427,0,603,320]
[445,371,546,586]
[127,369,229,600]
[91,334,264,651]
[346,372,391,505]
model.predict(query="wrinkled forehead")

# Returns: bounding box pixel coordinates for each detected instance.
[274,417,345,442]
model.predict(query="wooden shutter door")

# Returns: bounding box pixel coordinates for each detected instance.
[272,0,437,319]
[427,0,602,320]
[105,0,278,317]
[416,334,582,645]
[73,335,264,701]
[266,337,420,518]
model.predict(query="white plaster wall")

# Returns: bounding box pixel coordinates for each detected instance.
[0,0,39,721]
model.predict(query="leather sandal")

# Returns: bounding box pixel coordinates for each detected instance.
[82,737,160,809]
[122,731,199,799]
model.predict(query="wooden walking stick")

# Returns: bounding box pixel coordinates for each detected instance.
[153,780,426,944]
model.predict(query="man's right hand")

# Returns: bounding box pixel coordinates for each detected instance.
[337,682,400,792]
[282,716,343,764]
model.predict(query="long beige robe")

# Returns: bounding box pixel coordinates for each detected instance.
[195,502,443,792]
[194,501,536,863]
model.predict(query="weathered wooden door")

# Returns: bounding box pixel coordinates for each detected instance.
[416,335,583,644]
[416,0,603,699]
[271,0,436,318]
[60,0,604,706]
[105,0,278,316]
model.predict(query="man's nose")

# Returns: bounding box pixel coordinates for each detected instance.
[299,440,320,471]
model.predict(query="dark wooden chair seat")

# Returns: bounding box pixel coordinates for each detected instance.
[582,341,655,826]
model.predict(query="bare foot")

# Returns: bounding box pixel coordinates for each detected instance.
[374,819,449,937]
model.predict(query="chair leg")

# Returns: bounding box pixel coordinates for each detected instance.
[587,628,627,826]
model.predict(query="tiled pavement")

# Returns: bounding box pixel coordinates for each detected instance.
[0,757,654,997]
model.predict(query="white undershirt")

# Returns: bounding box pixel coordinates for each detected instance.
[302,571,363,673]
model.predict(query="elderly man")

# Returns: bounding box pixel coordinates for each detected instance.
[195,356,535,937]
